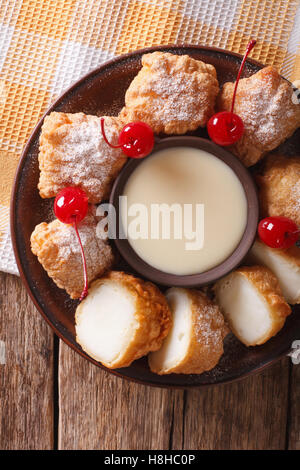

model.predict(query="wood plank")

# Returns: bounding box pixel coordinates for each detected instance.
[179,358,290,450]
[58,342,184,450]
[0,272,54,450]
[289,362,300,449]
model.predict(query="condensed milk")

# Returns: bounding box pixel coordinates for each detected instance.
[120,147,247,275]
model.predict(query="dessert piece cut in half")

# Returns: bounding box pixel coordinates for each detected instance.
[75,271,172,369]
[148,287,228,375]
[218,67,300,167]
[248,240,300,305]
[30,208,114,299]
[257,154,300,225]
[38,112,127,203]
[214,266,291,346]
[119,51,219,134]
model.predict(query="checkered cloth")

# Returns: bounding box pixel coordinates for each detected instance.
[1,0,300,275]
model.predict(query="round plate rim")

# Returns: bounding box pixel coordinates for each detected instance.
[10,44,292,388]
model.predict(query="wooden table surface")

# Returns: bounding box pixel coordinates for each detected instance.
[0,270,299,450]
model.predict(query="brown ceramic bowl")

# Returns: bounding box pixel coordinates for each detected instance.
[11,45,300,388]
[110,136,259,287]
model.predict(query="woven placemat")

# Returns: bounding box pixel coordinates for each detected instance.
[1,0,300,275]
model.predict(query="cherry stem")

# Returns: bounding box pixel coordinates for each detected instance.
[73,217,88,301]
[100,117,122,149]
[286,229,300,238]
[230,39,256,119]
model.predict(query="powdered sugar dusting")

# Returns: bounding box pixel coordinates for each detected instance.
[194,300,226,348]
[143,72,205,122]
[54,116,124,198]
[39,113,127,203]
[222,70,300,150]
[121,52,219,134]
[54,212,113,276]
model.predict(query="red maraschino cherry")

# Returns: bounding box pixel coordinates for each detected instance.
[54,187,89,300]
[100,118,154,158]
[207,39,256,146]
[258,216,299,249]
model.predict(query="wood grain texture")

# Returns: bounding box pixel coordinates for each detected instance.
[58,342,292,450]
[178,358,290,450]
[0,272,54,450]
[289,363,300,449]
[58,342,184,450]
[0,271,298,450]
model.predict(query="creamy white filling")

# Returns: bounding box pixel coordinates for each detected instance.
[76,282,137,365]
[149,287,192,371]
[216,275,272,345]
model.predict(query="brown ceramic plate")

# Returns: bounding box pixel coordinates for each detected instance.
[11,45,300,388]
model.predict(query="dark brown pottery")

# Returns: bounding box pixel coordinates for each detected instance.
[11,45,300,388]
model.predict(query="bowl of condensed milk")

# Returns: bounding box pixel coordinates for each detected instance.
[109,136,258,287]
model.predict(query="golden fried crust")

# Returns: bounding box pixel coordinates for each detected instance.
[76,271,172,368]
[38,112,127,203]
[223,266,291,346]
[218,66,300,167]
[247,239,300,304]
[30,210,114,299]
[256,154,300,225]
[119,51,219,134]
[281,246,300,303]
[149,289,228,375]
